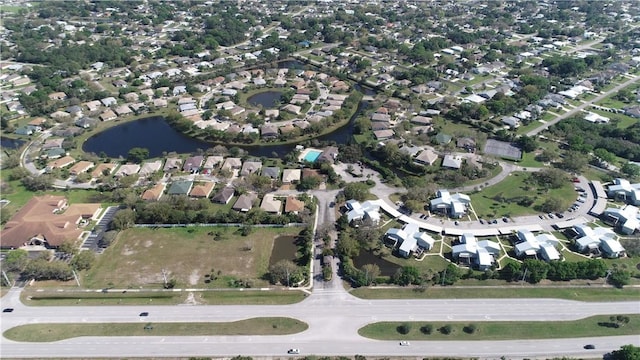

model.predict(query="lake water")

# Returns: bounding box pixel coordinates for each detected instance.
[352,249,400,277]
[0,137,26,150]
[269,235,299,266]
[247,91,282,109]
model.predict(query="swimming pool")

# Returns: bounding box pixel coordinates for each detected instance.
[303,150,322,162]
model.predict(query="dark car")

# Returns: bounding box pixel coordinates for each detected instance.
[2,308,14,313]
[479,219,485,224]
[584,344,596,349]
[555,213,564,219]
[492,219,498,224]
[139,312,149,317]
[502,217,509,223]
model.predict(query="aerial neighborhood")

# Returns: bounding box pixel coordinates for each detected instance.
[0,0,639,358]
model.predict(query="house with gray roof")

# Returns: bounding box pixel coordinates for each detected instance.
[232,193,257,212]
[240,161,262,176]
[163,157,182,172]
[262,166,280,180]
[183,155,204,173]
[260,194,282,214]
[212,186,234,204]
[385,223,435,258]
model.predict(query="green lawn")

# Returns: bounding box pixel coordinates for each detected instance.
[349,286,640,301]
[81,226,303,289]
[470,172,576,218]
[4,318,308,342]
[358,314,640,340]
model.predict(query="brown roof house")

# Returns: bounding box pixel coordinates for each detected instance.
[285,196,305,214]
[91,163,116,178]
[69,161,94,176]
[1,195,101,249]
[141,183,166,201]
[190,181,215,198]
[47,155,75,171]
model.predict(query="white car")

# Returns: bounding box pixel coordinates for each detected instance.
[287,349,300,354]
[399,341,410,346]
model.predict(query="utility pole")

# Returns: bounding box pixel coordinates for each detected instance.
[521,267,528,283]
[441,267,447,286]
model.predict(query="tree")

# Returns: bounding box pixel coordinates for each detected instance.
[58,240,78,256]
[4,249,28,272]
[343,182,370,202]
[393,266,422,286]
[127,147,149,163]
[523,259,550,283]
[438,263,461,286]
[71,250,95,271]
[559,151,588,172]
[397,323,411,335]
[420,324,433,334]
[516,135,537,153]
[608,268,631,288]
[538,197,563,213]
[269,259,302,286]
[532,168,567,189]
[360,264,380,286]
[621,162,640,177]
[112,209,136,230]
[610,345,640,360]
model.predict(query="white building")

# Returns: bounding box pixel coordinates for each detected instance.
[515,230,560,261]
[385,223,435,258]
[603,205,640,235]
[345,200,381,226]
[451,233,500,270]
[574,224,625,258]
[607,178,640,205]
[430,190,471,218]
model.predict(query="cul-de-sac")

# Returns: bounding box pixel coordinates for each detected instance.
[0,1,639,359]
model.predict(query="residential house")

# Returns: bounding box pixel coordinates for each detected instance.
[44,148,66,159]
[385,223,435,258]
[241,161,262,176]
[607,178,640,205]
[47,155,75,170]
[434,133,452,145]
[115,164,141,177]
[141,183,166,201]
[232,193,257,212]
[345,200,381,225]
[574,224,625,258]
[190,182,215,198]
[261,124,279,139]
[260,194,282,214]
[48,92,67,101]
[183,155,204,173]
[75,117,98,129]
[430,190,471,218]
[42,138,64,150]
[318,146,339,163]
[285,196,305,214]
[414,149,439,166]
[514,230,560,261]
[91,163,116,178]
[374,129,394,140]
[442,154,463,169]
[451,233,500,270]
[262,166,280,180]
[212,186,235,204]
[114,105,132,116]
[221,157,242,171]
[167,180,194,195]
[69,161,94,176]
[603,205,640,235]
[282,169,301,184]
[457,137,476,152]
[100,97,118,107]
[138,160,163,177]
[99,109,117,121]
[163,157,183,172]
[0,195,101,249]
[202,156,224,174]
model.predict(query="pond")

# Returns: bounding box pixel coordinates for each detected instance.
[82,116,213,158]
[0,137,26,150]
[247,91,283,109]
[269,235,299,267]
[352,249,400,277]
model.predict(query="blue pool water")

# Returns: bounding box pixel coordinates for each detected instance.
[304,150,322,162]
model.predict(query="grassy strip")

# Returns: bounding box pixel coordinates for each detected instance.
[3,318,308,342]
[21,289,307,306]
[350,286,640,302]
[358,314,640,340]
[199,289,307,305]
[22,291,185,306]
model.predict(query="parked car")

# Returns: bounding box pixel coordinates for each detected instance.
[538,214,545,219]
[454,221,459,226]
[2,308,14,313]
[547,213,554,219]
[288,349,300,354]
[492,219,498,224]
[479,219,485,224]
[502,217,509,223]
[555,213,564,219]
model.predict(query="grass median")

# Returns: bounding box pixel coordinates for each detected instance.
[4,317,308,342]
[350,286,640,302]
[21,289,306,306]
[359,314,640,340]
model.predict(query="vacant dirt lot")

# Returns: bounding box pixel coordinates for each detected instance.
[82,226,302,289]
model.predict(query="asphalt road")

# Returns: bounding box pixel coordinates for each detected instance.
[1,286,639,359]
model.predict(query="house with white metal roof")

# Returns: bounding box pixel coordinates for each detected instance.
[452,233,500,270]
[430,190,470,218]
[345,200,381,226]
[603,205,640,235]
[385,223,435,258]
[607,178,640,205]
[515,230,560,261]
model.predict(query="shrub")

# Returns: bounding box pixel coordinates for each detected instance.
[420,324,433,335]
[463,324,477,334]
[397,323,411,335]
[439,325,453,335]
